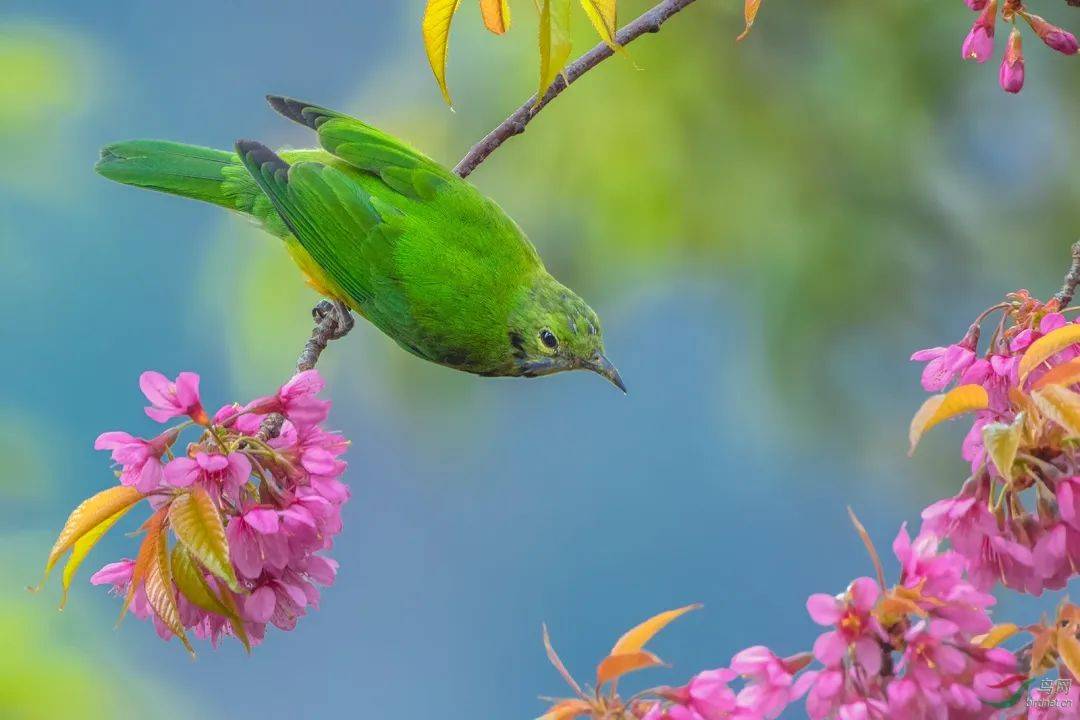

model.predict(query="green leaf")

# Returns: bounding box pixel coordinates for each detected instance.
[36,484,142,590]
[59,504,135,609]
[172,543,251,652]
[539,0,573,99]
[579,0,617,47]
[168,487,239,592]
[423,0,463,105]
[982,413,1023,481]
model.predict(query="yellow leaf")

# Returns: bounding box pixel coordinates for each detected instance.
[169,487,239,592]
[579,0,617,47]
[737,0,763,41]
[1057,629,1080,681]
[1032,385,1080,437]
[1033,357,1080,390]
[538,0,573,99]
[596,650,663,686]
[972,623,1020,648]
[37,484,142,589]
[981,414,1023,481]
[536,699,591,720]
[143,519,194,656]
[611,604,701,655]
[908,384,989,455]
[1019,324,1080,384]
[422,0,463,105]
[172,543,250,652]
[59,504,135,609]
[480,0,511,34]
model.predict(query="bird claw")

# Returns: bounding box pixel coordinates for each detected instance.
[328,300,354,339]
[312,299,353,340]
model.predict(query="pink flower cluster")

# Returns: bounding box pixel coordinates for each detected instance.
[911,296,1080,595]
[633,526,1020,720]
[960,1,1078,93]
[90,369,349,649]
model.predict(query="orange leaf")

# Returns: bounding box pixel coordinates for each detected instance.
[908,384,989,455]
[596,650,663,686]
[1033,357,1080,390]
[120,506,167,623]
[422,0,464,104]
[1019,324,1080,383]
[143,514,195,656]
[1031,385,1080,437]
[611,604,701,655]
[737,0,763,41]
[480,0,511,34]
[537,699,592,720]
[1057,628,1080,682]
[38,484,142,588]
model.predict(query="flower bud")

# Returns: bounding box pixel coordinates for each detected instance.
[962,0,998,63]
[965,0,989,9]
[999,27,1025,93]
[1023,12,1079,55]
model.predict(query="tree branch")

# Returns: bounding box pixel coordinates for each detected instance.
[259,0,701,438]
[453,0,700,178]
[1054,240,1080,309]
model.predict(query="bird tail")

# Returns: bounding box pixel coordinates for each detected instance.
[95,140,260,214]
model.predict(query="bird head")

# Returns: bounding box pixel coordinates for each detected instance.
[507,274,625,392]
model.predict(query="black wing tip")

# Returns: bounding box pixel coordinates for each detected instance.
[234,139,289,174]
[265,94,326,130]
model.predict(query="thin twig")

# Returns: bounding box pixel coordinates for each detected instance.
[256,300,352,441]
[1053,240,1080,309]
[453,0,700,178]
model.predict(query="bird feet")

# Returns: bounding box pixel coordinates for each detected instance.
[312,299,354,340]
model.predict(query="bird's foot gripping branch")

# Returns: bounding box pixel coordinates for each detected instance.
[33,360,349,654]
[533,247,1080,720]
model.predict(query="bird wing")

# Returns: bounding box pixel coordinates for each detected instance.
[234,140,432,358]
[266,95,453,203]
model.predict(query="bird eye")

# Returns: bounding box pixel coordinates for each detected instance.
[540,329,558,349]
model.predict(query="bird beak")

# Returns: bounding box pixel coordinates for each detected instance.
[587,353,627,394]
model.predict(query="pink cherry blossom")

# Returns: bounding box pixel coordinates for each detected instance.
[1000,27,1025,93]
[245,369,331,428]
[910,343,977,392]
[94,428,178,493]
[140,370,207,424]
[164,451,251,503]
[807,577,885,675]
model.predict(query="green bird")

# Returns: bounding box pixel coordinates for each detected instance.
[96,96,624,391]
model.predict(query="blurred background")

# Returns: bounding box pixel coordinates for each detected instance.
[2,1,1079,718]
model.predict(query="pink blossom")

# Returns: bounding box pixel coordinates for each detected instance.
[164,451,251,502]
[962,1,998,63]
[999,27,1025,93]
[94,428,177,493]
[730,647,810,719]
[140,370,208,424]
[910,343,977,391]
[965,0,989,10]
[245,369,331,428]
[1025,13,1079,55]
[807,577,885,675]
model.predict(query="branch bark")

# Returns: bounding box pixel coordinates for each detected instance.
[453,0,699,178]
[259,0,700,439]
[1054,240,1080,309]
